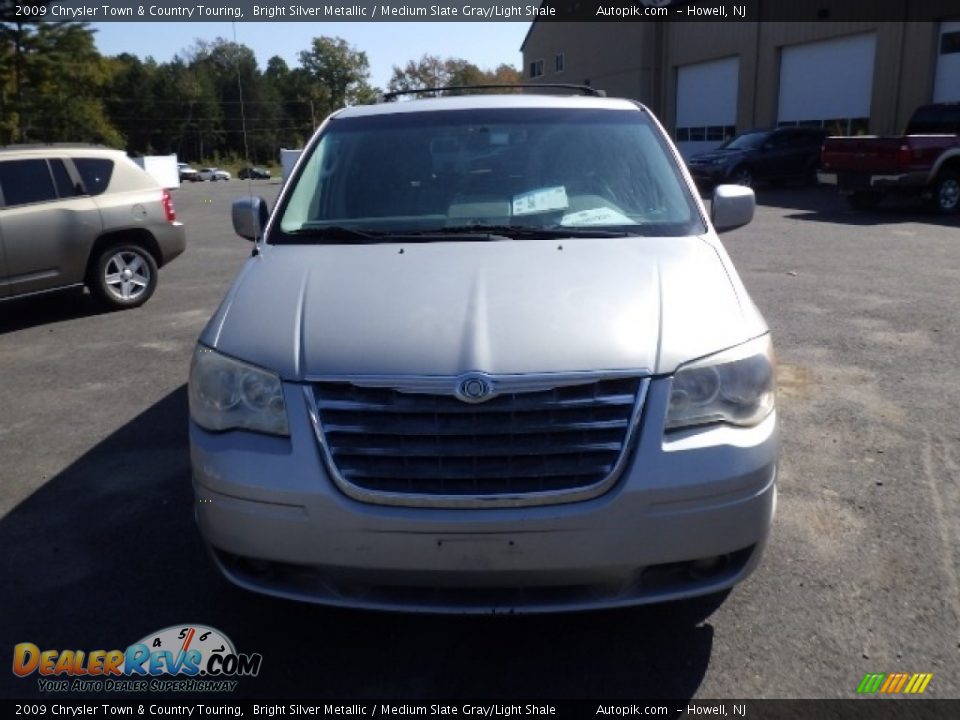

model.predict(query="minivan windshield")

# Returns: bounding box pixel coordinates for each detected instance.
[275,107,705,242]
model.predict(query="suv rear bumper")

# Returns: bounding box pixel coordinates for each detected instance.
[156,222,186,265]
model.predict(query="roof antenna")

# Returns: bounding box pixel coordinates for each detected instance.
[232,22,259,255]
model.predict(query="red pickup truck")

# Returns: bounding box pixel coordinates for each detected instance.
[819,103,960,213]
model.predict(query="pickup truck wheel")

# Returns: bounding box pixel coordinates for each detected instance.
[847,192,882,210]
[930,172,960,214]
[89,244,158,309]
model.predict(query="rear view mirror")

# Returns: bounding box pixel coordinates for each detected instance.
[711,185,755,232]
[232,196,270,241]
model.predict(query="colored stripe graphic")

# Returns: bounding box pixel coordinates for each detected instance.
[857,672,933,694]
[880,673,908,693]
[904,673,933,694]
[857,673,885,694]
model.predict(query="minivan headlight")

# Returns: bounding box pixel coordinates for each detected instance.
[665,334,775,431]
[189,345,289,436]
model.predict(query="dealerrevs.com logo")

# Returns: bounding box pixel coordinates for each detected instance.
[12,624,262,693]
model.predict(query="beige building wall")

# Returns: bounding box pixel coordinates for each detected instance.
[659,22,760,133]
[522,1,957,136]
[520,23,658,104]
[745,21,930,135]
[898,22,947,129]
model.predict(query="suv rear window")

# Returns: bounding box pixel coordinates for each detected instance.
[50,159,78,198]
[0,159,58,207]
[73,158,114,195]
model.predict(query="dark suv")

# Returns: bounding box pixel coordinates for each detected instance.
[238,166,271,180]
[687,127,828,188]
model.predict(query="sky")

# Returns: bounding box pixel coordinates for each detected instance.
[91,22,531,90]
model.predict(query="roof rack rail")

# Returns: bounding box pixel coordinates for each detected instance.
[380,83,606,102]
[0,142,110,150]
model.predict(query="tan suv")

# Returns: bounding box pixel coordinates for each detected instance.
[0,147,186,308]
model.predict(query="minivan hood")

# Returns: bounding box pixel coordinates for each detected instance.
[201,237,766,380]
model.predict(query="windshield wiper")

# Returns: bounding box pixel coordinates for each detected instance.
[393,225,635,240]
[379,226,519,242]
[283,226,514,244]
[281,224,639,244]
[540,225,636,238]
[282,226,386,243]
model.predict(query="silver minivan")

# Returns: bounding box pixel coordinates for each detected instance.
[189,90,778,613]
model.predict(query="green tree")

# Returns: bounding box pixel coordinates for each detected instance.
[388,55,522,97]
[487,63,523,86]
[104,53,159,153]
[262,55,312,149]
[0,19,120,144]
[25,22,121,144]
[387,54,450,94]
[169,54,223,161]
[297,36,377,114]
[0,1,53,142]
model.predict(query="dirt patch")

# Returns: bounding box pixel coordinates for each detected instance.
[778,363,814,400]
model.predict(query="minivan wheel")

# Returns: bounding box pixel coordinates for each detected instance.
[89,244,158,308]
[730,166,753,188]
[930,171,959,214]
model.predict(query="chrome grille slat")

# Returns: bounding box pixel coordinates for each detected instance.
[314,393,636,413]
[329,440,624,458]
[307,374,649,508]
[322,417,630,435]
[342,459,616,481]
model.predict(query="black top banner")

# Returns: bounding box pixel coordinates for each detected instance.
[4,699,960,718]
[3,0,958,23]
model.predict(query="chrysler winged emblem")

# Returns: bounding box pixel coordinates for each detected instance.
[455,374,494,403]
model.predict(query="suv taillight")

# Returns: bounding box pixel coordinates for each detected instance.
[162,189,176,222]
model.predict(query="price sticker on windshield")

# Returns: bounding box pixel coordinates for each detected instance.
[561,207,634,226]
[512,186,569,216]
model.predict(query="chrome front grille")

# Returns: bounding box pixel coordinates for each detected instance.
[306,374,648,508]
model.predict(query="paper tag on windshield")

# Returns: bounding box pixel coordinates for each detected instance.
[561,207,634,226]
[512,186,569,216]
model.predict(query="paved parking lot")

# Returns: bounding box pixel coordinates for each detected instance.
[1,180,958,699]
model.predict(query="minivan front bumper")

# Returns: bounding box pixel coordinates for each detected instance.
[190,377,778,613]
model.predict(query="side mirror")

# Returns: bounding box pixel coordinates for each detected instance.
[711,184,755,232]
[232,196,270,241]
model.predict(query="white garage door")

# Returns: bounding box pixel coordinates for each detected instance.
[934,20,960,102]
[778,34,876,135]
[675,57,739,159]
